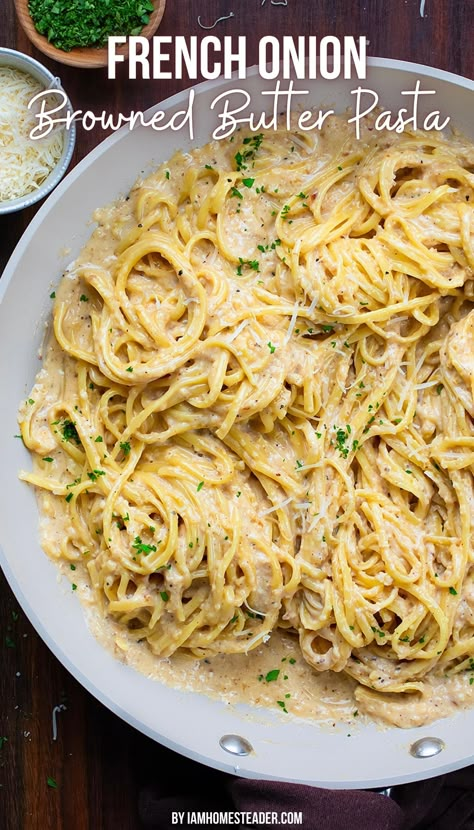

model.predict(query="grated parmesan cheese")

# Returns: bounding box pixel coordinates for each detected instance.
[414,379,439,391]
[227,319,250,343]
[0,67,64,202]
[261,496,293,516]
[284,301,300,344]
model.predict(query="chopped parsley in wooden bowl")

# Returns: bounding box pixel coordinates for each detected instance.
[14,0,167,68]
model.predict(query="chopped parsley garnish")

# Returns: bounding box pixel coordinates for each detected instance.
[29,0,155,51]
[257,238,281,254]
[234,134,264,171]
[449,587,458,595]
[322,325,334,332]
[242,178,255,188]
[245,609,264,620]
[87,469,106,482]
[79,294,89,302]
[267,341,276,354]
[265,669,280,682]
[50,291,56,299]
[236,257,260,276]
[334,426,351,459]
[281,204,290,217]
[70,564,76,571]
[371,626,385,638]
[363,416,376,433]
[132,536,157,556]
[65,493,73,503]
[243,134,263,149]
[47,776,57,789]
[120,441,131,456]
[42,457,53,463]
[231,186,243,200]
[94,436,103,443]
[71,584,77,591]
[160,591,169,602]
[126,366,133,373]
[197,481,204,492]
[289,658,296,664]
[436,384,443,395]
[61,420,80,445]
[277,700,288,713]
[165,170,170,180]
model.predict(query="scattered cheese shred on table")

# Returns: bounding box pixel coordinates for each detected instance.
[0,67,64,202]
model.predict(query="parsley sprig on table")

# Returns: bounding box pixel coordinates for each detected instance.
[28,0,155,52]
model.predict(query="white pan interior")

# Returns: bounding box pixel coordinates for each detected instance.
[0,59,473,789]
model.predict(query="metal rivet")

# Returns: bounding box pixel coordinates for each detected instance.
[410,737,445,759]
[219,734,253,756]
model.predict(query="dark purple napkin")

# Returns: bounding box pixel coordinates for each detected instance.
[137,742,474,830]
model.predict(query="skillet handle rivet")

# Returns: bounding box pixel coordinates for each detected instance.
[219,734,253,756]
[410,737,445,758]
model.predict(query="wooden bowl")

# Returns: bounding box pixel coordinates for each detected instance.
[14,0,167,68]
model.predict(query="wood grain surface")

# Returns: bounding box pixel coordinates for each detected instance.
[0,1,473,828]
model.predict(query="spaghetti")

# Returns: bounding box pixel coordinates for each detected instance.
[19,114,474,719]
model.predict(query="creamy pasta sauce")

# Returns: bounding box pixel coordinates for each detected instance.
[20,114,474,729]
